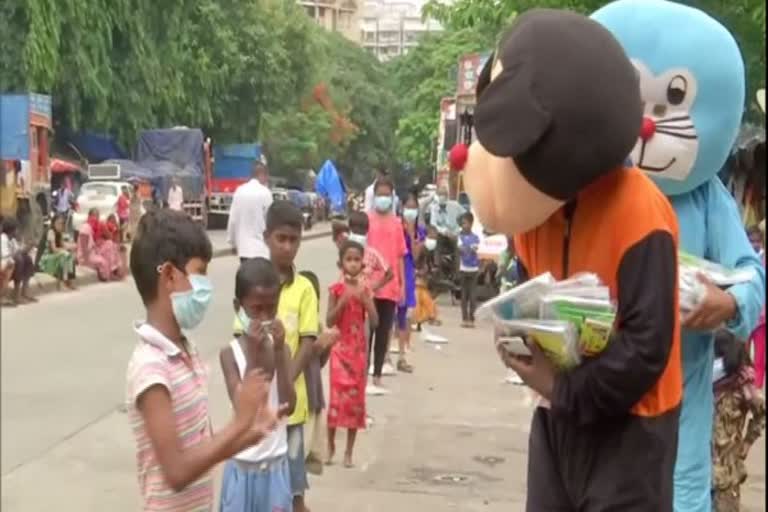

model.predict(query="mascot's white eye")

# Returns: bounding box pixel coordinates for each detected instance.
[667,75,688,106]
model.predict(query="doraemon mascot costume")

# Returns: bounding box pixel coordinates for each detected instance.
[593,1,766,510]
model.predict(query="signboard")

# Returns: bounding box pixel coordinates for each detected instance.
[456,52,492,97]
[88,163,121,180]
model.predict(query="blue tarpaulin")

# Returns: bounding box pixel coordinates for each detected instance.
[213,143,263,179]
[0,95,30,160]
[315,160,346,214]
[135,129,205,201]
[69,133,128,162]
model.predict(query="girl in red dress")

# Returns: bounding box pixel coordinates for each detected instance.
[326,240,379,467]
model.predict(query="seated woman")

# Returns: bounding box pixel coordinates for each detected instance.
[1,219,15,305]
[77,209,125,281]
[39,214,77,291]
[3,217,37,305]
[105,214,121,244]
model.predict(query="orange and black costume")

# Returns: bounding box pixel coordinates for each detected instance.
[462,9,684,512]
[515,169,682,510]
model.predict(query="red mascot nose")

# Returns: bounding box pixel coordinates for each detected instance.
[640,117,656,141]
[448,143,469,172]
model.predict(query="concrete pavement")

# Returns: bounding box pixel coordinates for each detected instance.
[1,236,764,511]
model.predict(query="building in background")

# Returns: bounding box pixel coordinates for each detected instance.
[300,0,361,43]
[360,0,442,61]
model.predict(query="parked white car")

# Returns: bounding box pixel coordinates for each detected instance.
[71,180,134,231]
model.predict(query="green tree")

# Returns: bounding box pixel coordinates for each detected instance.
[0,0,319,149]
[422,0,765,118]
[388,28,494,173]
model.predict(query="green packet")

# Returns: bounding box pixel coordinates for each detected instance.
[540,296,614,325]
[580,318,613,356]
[496,319,580,369]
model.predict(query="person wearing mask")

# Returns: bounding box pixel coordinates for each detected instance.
[167,177,184,212]
[429,186,460,237]
[227,163,273,262]
[364,168,399,213]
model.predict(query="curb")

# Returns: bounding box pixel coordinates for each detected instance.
[28,228,332,299]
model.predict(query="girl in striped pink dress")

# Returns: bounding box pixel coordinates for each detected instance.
[125,209,284,511]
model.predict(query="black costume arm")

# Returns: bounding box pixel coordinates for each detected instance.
[550,230,677,425]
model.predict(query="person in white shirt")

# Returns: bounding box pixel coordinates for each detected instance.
[364,168,399,213]
[227,163,273,261]
[167,178,184,211]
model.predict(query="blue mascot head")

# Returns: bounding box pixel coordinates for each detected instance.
[592,0,745,196]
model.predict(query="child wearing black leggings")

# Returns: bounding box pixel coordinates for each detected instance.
[364,178,406,392]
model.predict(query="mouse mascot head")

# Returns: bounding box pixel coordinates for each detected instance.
[591,0,745,197]
[463,9,642,235]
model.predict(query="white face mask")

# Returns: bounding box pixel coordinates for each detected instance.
[348,233,367,247]
[403,208,419,222]
[424,238,437,251]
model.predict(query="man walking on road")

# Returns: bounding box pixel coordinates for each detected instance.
[227,163,273,261]
[167,177,184,211]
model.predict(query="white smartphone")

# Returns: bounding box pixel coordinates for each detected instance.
[496,336,532,357]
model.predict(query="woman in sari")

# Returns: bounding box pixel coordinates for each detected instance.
[38,214,77,290]
[77,209,125,281]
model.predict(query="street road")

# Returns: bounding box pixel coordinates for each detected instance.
[1,237,764,511]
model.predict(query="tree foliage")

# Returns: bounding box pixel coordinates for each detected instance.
[387,28,494,174]
[263,30,399,186]
[0,0,398,185]
[422,0,766,117]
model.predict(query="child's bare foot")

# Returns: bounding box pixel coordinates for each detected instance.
[343,453,354,468]
[325,444,335,465]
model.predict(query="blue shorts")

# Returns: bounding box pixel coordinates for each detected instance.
[286,424,309,497]
[219,455,292,512]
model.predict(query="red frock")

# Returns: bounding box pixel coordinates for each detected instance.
[327,281,368,430]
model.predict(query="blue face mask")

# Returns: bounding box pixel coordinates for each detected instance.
[374,195,393,212]
[171,274,213,330]
[348,233,367,247]
[403,208,419,222]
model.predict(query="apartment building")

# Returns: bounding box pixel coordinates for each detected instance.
[300,0,361,43]
[359,0,442,61]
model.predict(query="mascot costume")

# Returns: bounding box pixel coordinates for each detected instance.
[464,9,683,511]
[592,2,767,510]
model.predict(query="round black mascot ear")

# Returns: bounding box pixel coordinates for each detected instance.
[473,9,643,201]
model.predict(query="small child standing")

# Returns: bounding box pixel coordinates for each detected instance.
[366,178,406,392]
[457,212,480,328]
[125,209,282,512]
[219,258,297,512]
[346,212,392,294]
[412,226,440,329]
[712,330,766,511]
[298,270,331,476]
[265,200,337,512]
[326,240,379,467]
[397,192,425,372]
